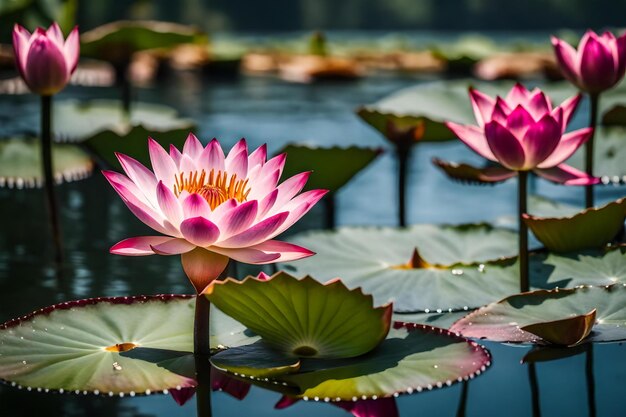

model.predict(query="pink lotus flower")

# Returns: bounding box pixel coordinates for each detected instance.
[552,30,626,94]
[446,83,598,185]
[104,135,327,293]
[12,23,79,96]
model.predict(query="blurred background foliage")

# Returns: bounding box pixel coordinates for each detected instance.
[1,0,625,41]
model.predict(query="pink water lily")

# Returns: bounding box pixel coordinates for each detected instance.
[12,23,79,96]
[552,30,626,94]
[104,135,327,293]
[446,83,598,185]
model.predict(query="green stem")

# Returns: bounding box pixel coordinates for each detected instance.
[586,344,596,417]
[195,352,212,417]
[518,171,529,293]
[194,294,211,356]
[455,380,469,417]
[41,95,63,265]
[585,93,599,209]
[528,362,541,417]
[323,193,336,230]
[396,145,411,228]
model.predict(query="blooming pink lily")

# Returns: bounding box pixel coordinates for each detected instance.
[446,83,598,185]
[104,135,327,293]
[12,23,79,96]
[552,30,626,94]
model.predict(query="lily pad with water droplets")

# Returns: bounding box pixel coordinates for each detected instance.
[277,144,382,193]
[282,224,546,313]
[54,99,195,143]
[205,272,392,359]
[0,295,256,395]
[211,322,491,401]
[566,127,626,185]
[543,247,626,287]
[523,198,626,253]
[0,138,93,189]
[450,285,626,344]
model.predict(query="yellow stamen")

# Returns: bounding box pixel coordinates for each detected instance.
[173,169,250,210]
[105,342,138,352]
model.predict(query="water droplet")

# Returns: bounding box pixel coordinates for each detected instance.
[451,269,464,276]
[21,360,26,365]
[112,362,123,371]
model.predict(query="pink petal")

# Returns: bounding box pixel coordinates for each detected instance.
[261,153,287,180]
[116,152,158,204]
[491,97,511,123]
[198,138,225,173]
[248,144,267,168]
[211,368,251,400]
[275,396,300,409]
[23,35,69,95]
[181,248,229,293]
[616,34,626,80]
[537,127,592,168]
[218,200,259,238]
[534,164,600,186]
[484,120,525,170]
[182,193,212,219]
[580,31,618,92]
[521,113,562,169]
[257,189,278,219]
[216,212,289,248]
[170,387,196,406]
[225,138,248,162]
[180,217,220,247]
[63,26,80,73]
[183,133,203,159]
[110,236,174,256]
[156,181,183,226]
[505,105,534,138]
[210,198,238,223]
[557,94,582,128]
[505,83,530,107]
[178,154,198,176]
[247,240,315,262]
[46,23,64,48]
[247,169,281,200]
[169,144,183,167]
[526,91,551,120]
[337,398,399,417]
[151,238,196,255]
[12,24,31,77]
[274,171,311,208]
[209,246,281,264]
[225,150,249,180]
[551,36,580,86]
[271,189,328,236]
[149,138,179,187]
[469,87,496,127]
[445,122,496,161]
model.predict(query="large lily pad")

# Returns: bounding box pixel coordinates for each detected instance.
[544,247,626,287]
[0,138,93,189]
[524,198,626,253]
[211,322,491,401]
[282,224,536,313]
[566,127,626,185]
[53,99,195,143]
[0,295,255,395]
[450,284,626,344]
[80,20,207,64]
[277,144,382,193]
[205,272,392,359]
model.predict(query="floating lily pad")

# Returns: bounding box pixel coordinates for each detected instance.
[450,285,626,344]
[54,99,195,143]
[205,272,392,359]
[521,309,596,346]
[211,341,301,379]
[0,295,255,395]
[392,311,471,329]
[282,224,538,313]
[0,138,93,189]
[544,247,626,287]
[524,198,626,253]
[432,158,516,185]
[357,80,575,142]
[277,145,382,193]
[81,21,207,64]
[211,323,491,401]
[566,127,626,185]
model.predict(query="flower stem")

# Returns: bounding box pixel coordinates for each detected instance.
[323,193,336,230]
[195,350,212,417]
[396,145,411,227]
[518,171,529,293]
[41,95,63,265]
[585,344,596,417]
[528,362,541,417]
[585,93,600,209]
[194,293,211,356]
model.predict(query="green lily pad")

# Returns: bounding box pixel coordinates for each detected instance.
[544,247,626,287]
[54,99,195,143]
[210,341,301,379]
[211,322,491,401]
[81,20,207,64]
[0,295,256,395]
[566,127,626,185]
[282,224,536,313]
[205,272,392,359]
[524,198,626,253]
[357,80,576,143]
[432,158,516,185]
[450,284,626,344]
[521,309,596,346]
[277,144,382,193]
[393,310,471,329]
[0,138,93,189]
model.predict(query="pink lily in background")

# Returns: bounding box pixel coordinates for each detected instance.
[552,31,626,94]
[446,83,597,186]
[13,23,79,96]
[104,135,327,294]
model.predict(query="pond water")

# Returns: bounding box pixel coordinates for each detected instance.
[0,66,625,416]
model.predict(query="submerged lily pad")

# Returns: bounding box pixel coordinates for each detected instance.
[566,127,626,185]
[524,198,626,253]
[277,145,382,193]
[0,138,93,189]
[211,322,491,401]
[0,295,254,395]
[450,285,626,344]
[544,248,626,287]
[54,99,195,143]
[282,224,534,313]
[205,272,392,359]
